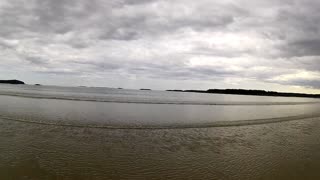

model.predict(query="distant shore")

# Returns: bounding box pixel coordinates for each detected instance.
[1,79,319,99]
[167,89,320,99]
[0,80,25,85]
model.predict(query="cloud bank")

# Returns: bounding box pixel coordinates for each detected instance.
[0,0,320,92]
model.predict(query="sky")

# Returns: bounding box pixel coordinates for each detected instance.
[0,0,320,93]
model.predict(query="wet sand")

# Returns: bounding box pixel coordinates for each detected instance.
[1,117,320,180]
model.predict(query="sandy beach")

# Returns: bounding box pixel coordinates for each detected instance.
[1,116,320,180]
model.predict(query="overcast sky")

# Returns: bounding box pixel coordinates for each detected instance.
[0,0,320,93]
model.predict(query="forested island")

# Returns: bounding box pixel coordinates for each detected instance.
[167,89,320,99]
[0,80,25,85]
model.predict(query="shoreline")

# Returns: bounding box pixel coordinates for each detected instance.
[1,115,320,179]
[0,113,320,129]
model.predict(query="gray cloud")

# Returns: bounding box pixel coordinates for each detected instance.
[271,79,320,90]
[0,0,320,92]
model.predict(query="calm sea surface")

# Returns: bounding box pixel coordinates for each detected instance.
[1,84,320,179]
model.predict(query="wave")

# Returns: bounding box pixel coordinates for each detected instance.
[0,92,319,106]
[1,113,320,129]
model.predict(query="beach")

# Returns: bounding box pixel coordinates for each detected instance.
[2,0,320,179]
[0,84,320,179]
[1,116,320,179]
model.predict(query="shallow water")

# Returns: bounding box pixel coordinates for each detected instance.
[1,84,320,179]
[1,84,319,105]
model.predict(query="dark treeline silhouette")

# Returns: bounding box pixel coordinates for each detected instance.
[0,80,25,85]
[167,89,320,99]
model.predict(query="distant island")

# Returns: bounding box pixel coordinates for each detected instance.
[0,80,25,85]
[167,89,320,99]
[140,89,151,91]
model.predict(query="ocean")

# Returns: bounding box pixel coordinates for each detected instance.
[1,84,320,179]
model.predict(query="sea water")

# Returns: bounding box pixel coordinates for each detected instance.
[0,84,320,179]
